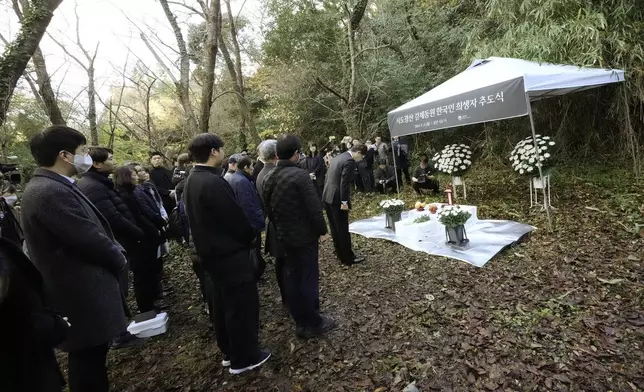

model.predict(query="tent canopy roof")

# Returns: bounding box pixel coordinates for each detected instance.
[390,57,625,115]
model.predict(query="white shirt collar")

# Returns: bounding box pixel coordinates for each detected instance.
[60,174,75,183]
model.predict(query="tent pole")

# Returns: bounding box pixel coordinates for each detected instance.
[392,140,400,195]
[525,93,553,231]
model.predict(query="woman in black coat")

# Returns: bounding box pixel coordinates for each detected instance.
[114,166,164,314]
[0,237,70,392]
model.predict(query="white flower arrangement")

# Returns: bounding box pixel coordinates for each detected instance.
[509,135,555,175]
[437,205,472,228]
[379,199,405,216]
[432,144,473,175]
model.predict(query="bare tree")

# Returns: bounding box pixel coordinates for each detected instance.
[157,0,200,134]
[218,0,260,144]
[8,0,66,125]
[199,0,222,134]
[0,0,64,127]
[48,2,100,144]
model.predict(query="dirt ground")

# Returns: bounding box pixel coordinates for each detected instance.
[100,165,643,392]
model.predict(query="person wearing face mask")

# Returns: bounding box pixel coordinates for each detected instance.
[0,181,23,247]
[20,126,129,392]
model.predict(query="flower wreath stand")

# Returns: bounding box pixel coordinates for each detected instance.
[529,175,552,209]
[451,176,467,200]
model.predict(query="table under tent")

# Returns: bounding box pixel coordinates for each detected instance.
[349,57,625,267]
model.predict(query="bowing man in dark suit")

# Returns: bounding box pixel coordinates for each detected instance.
[322,143,367,265]
[21,126,129,392]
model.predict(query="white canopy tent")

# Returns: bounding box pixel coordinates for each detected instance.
[387,57,625,228]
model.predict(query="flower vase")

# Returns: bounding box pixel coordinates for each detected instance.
[385,212,402,230]
[452,176,463,186]
[445,225,469,245]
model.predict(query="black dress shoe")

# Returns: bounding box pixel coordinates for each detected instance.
[342,256,365,266]
[296,316,337,339]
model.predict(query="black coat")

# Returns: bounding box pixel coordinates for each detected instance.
[255,163,284,257]
[322,152,356,208]
[21,169,126,352]
[0,238,69,392]
[263,160,327,248]
[375,166,396,183]
[251,160,264,182]
[77,170,144,250]
[116,186,163,265]
[150,167,175,212]
[184,165,256,283]
[300,155,326,192]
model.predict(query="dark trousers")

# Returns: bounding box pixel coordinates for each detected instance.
[413,179,440,195]
[324,202,355,264]
[364,168,375,192]
[396,167,411,186]
[254,235,266,281]
[204,252,261,368]
[68,343,110,392]
[284,241,322,328]
[376,180,396,194]
[192,260,215,321]
[275,256,287,303]
[131,250,159,313]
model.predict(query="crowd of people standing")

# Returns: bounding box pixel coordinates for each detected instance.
[0,124,442,391]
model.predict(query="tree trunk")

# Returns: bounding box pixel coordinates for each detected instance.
[31,47,66,125]
[87,63,98,144]
[0,0,64,127]
[218,35,261,145]
[158,0,200,134]
[200,0,222,133]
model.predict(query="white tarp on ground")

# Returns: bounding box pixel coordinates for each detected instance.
[349,206,535,268]
[387,57,625,137]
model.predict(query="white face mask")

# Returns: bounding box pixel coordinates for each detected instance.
[72,153,93,174]
[3,195,17,206]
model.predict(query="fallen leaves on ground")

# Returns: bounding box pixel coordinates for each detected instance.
[95,165,642,392]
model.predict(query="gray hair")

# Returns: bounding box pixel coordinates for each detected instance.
[257,139,277,162]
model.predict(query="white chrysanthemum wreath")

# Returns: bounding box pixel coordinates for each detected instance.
[510,135,555,175]
[432,144,473,176]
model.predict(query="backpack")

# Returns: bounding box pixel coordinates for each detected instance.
[166,206,185,242]
[0,199,24,247]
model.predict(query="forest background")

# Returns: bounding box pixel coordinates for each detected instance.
[0,0,642,178]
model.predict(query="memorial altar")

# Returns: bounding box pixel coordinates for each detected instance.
[349,204,534,267]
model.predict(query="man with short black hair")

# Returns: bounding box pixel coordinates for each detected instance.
[149,152,175,213]
[374,159,396,194]
[263,134,335,338]
[21,126,128,392]
[183,133,270,375]
[322,143,367,265]
[412,157,440,195]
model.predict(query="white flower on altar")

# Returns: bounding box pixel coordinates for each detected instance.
[527,167,533,172]
[529,157,535,163]
[549,141,555,146]
[544,153,551,158]
[519,169,525,174]
[460,165,467,170]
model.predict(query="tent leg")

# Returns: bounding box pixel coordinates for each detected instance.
[392,145,400,195]
[525,93,553,231]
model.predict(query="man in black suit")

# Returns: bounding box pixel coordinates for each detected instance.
[21,126,129,392]
[149,152,175,214]
[322,143,367,265]
[183,133,270,375]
